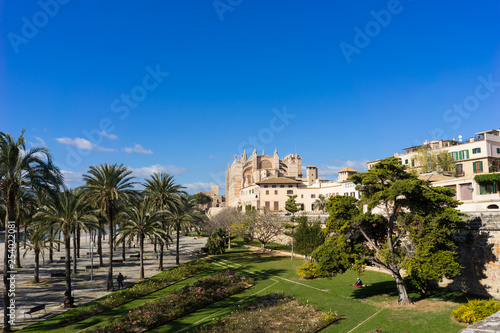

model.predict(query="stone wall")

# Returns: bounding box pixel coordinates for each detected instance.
[447,211,500,297]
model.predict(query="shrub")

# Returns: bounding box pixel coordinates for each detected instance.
[202,227,227,254]
[59,259,211,325]
[451,298,500,324]
[85,270,252,333]
[297,262,319,279]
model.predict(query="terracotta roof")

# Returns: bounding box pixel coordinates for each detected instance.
[255,177,302,185]
[338,167,358,173]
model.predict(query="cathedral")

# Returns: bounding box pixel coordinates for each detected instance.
[225,149,302,207]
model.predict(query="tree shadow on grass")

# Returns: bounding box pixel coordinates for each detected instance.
[218,249,290,265]
[349,280,399,300]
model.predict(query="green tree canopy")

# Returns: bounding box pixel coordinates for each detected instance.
[312,157,467,305]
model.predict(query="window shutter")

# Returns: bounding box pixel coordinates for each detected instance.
[479,161,483,172]
[466,150,469,159]
[473,162,477,173]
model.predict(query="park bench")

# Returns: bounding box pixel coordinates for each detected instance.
[130,254,140,259]
[24,304,46,319]
[86,252,98,256]
[85,265,99,271]
[59,256,72,261]
[50,272,66,281]
[112,259,124,263]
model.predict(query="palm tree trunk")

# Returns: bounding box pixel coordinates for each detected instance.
[3,197,15,332]
[23,223,27,249]
[15,215,21,268]
[228,229,231,250]
[72,231,77,274]
[106,201,114,291]
[158,240,164,271]
[57,230,61,251]
[140,235,145,279]
[122,236,126,262]
[98,220,103,267]
[64,231,73,308]
[34,249,40,283]
[176,222,180,265]
[154,236,157,253]
[49,226,53,263]
[76,225,81,258]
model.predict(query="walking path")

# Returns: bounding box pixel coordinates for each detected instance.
[0,234,207,330]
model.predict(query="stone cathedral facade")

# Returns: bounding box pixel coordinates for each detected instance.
[225,149,302,207]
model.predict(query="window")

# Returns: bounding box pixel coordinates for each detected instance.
[479,182,496,194]
[411,159,415,167]
[265,201,270,210]
[472,148,481,154]
[405,159,408,165]
[265,190,269,195]
[288,185,293,188]
[287,190,293,195]
[311,194,316,199]
[272,185,276,188]
[497,148,500,154]
[274,201,279,211]
[473,161,483,173]
[274,190,278,195]
[456,163,463,175]
[280,185,285,188]
[452,150,469,161]
[264,185,268,188]
[301,194,304,198]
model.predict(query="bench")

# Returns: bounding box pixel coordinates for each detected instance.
[86,252,98,256]
[85,265,99,271]
[130,254,140,259]
[50,272,66,280]
[112,259,124,263]
[24,304,46,319]
[59,256,72,261]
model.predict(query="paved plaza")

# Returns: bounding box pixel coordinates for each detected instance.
[0,234,207,330]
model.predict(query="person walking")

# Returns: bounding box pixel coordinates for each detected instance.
[117,273,124,289]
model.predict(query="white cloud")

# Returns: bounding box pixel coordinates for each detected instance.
[208,155,217,159]
[35,136,46,146]
[56,137,116,152]
[130,164,186,177]
[183,182,210,193]
[123,144,153,154]
[61,170,84,188]
[316,159,369,177]
[101,131,118,140]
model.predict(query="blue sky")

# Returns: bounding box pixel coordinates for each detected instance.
[1,0,499,193]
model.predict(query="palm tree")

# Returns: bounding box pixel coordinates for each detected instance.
[312,194,327,212]
[82,163,136,291]
[166,195,203,265]
[117,199,170,279]
[36,189,97,307]
[23,221,56,283]
[0,130,62,331]
[143,172,183,270]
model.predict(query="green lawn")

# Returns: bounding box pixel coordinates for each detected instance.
[151,248,466,332]
[21,248,469,333]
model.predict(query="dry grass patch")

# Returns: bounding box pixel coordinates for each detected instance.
[195,292,339,333]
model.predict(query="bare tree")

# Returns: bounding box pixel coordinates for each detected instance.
[248,210,283,250]
[207,207,241,249]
